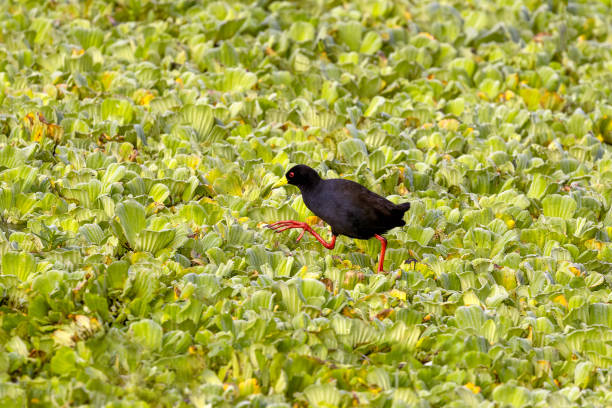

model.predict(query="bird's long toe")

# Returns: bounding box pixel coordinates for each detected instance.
[272,226,294,233]
[266,221,293,230]
[266,220,308,232]
[266,221,286,229]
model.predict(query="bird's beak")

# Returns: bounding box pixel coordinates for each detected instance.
[272,177,288,188]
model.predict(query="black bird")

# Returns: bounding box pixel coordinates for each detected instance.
[267,164,411,272]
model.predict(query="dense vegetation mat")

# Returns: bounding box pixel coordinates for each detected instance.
[0,0,611,406]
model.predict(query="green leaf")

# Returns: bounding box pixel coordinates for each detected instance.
[217,68,257,93]
[567,109,592,137]
[73,27,104,49]
[149,183,170,204]
[50,347,77,376]
[0,145,26,168]
[136,229,176,254]
[455,305,485,332]
[179,104,221,143]
[130,319,163,351]
[79,223,107,245]
[589,303,612,327]
[519,87,541,110]
[279,282,303,315]
[527,174,552,199]
[360,32,383,55]
[338,21,362,51]
[101,98,134,125]
[542,194,577,218]
[107,260,129,290]
[115,200,146,248]
[84,292,111,321]
[574,361,595,388]
[289,21,315,43]
[303,384,342,407]
[1,252,37,282]
[492,383,532,408]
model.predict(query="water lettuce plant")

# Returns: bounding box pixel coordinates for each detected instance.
[0,0,611,406]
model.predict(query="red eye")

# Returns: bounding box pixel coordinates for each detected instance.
[288,172,294,178]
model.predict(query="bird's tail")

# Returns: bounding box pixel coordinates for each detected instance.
[397,202,411,213]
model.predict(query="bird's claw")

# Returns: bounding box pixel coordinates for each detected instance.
[265,220,309,236]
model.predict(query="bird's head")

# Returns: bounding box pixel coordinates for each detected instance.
[285,164,321,189]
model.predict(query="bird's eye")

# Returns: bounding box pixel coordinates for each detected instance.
[288,172,295,178]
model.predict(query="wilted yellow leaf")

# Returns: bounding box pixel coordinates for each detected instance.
[306,216,319,226]
[52,329,75,347]
[537,360,551,372]
[23,112,36,126]
[90,317,100,329]
[101,71,115,90]
[187,155,201,169]
[74,315,92,331]
[47,123,63,141]
[585,239,603,250]
[32,125,44,142]
[139,91,154,106]
[465,382,480,394]
[341,259,353,268]
[553,294,568,308]
[527,326,533,341]
[389,289,406,301]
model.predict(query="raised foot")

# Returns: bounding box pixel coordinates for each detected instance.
[266,220,310,242]
[266,220,337,249]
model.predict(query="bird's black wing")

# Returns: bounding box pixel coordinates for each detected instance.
[321,179,404,238]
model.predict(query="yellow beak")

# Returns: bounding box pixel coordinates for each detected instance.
[271,177,288,188]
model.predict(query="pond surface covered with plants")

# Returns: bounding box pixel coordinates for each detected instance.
[0,0,611,406]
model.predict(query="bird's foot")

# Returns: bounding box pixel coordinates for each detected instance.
[266,220,310,242]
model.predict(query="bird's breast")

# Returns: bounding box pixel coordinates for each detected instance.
[301,190,332,219]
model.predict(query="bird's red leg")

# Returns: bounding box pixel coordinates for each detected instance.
[267,221,336,249]
[374,234,387,273]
